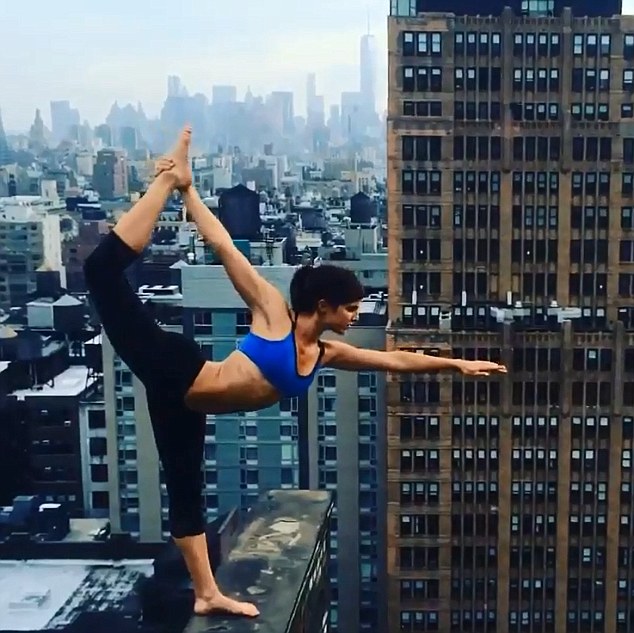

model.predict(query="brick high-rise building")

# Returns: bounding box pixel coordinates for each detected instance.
[386,1,634,633]
[93,149,128,200]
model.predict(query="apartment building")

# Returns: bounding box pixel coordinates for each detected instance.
[387,1,634,632]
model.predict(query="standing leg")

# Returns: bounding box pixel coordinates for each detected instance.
[146,391,260,618]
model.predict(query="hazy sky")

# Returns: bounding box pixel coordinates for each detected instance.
[3,0,634,133]
[0,0,388,132]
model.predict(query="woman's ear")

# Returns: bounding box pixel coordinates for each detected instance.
[316,298,330,315]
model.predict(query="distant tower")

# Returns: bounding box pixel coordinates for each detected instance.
[360,31,378,124]
[0,109,11,165]
[306,73,317,119]
[29,109,47,151]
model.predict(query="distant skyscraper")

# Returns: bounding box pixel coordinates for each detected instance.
[120,126,139,155]
[307,73,317,117]
[95,124,113,148]
[360,34,378,122]
[0,108,11,165]
[28,109,47,151]
[167,75,185,98]
[93,149,128,200]
[341,92,364,140]
[306,74,325,129]
[268,92,295,136]
[50,100,80,144]
[212,85,237,105]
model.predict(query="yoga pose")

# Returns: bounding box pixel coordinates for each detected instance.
[84,127,507,618]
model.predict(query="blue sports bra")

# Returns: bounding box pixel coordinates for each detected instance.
[237,313,325,398]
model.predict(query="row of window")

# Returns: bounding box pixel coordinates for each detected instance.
[398,377,628,408]
[402,270,627,301]
[404,99,634,123]
[402,66,634,94]
[403,31,634,60]
[403,135,634,164]
[402,413,622,439]
[402,170,634,197]
[403,204,634,232]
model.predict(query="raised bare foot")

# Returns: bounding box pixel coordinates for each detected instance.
[194,593,260,618]
[164,126,193,190]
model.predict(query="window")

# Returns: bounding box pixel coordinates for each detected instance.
[587,33,598,57]
[402,100,442,117]
[88,410,106,429]
[400,380,441,404]
[626,34,634,60]
[412,67,442,92]
[492,33,501,56]
[400,416,440,440]
[401,238,441,263]
[236,310,251,335]
[401,204,441,228]
[403,32,415,56]
[400,449,440,473]
[521,0,555,15]
[403,67,415,92]
[401,481,440,506]
[454,136,501,161]
[408,136,442,161]
[406,32,443,57]
[454,32,464,56]
[193,310,213,334]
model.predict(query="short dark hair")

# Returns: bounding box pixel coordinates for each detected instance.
[290,264,364,314]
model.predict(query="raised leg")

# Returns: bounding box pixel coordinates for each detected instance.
[113,126,192,253]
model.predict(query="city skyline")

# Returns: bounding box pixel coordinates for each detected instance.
[0,0,388,132]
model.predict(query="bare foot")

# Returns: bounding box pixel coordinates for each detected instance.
[194,593,260,618]
[154,157,174,178]
[164,126,192,190]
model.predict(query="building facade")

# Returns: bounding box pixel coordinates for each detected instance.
[0,199,63,307]
[93,149,128,200]
[388,1,634,632]
[8,365,99,517]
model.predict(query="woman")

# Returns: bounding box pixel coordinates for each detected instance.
[84,127,506,619]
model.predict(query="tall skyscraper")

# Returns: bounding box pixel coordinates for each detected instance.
[307,72,318,118]
[167,75,186,98]
[212,85,237,105]
[387,1,631,632]
[50,100,80,144]
[93,149,128,200]
[0,108,11,165]
[268,91,295,136]
[360,34,378,123]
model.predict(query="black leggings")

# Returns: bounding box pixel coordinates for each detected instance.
[84,231,207,538]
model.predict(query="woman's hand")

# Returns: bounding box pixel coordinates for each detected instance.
[455,360,508,376]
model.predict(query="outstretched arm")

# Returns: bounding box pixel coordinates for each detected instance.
[181,186,285,313]
[322,340,507,376]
